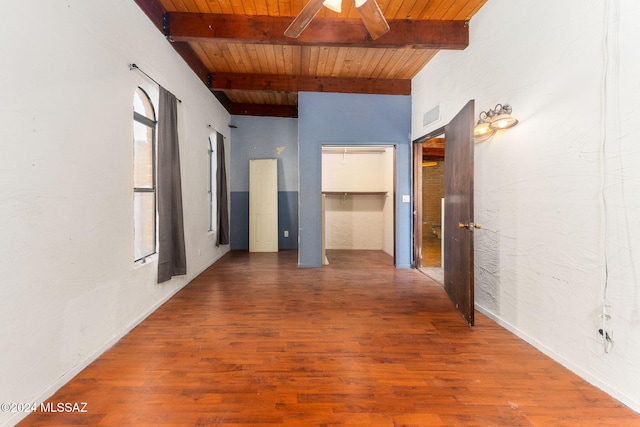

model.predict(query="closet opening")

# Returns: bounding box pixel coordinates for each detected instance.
[321,145,396,266]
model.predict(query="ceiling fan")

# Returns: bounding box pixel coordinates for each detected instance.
[284,0,390,40]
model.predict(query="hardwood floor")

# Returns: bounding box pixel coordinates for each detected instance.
[20,250,640,426]
[422,232,441,268]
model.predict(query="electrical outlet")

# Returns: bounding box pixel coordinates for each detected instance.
[599,303,613,353]
[599,328,613,352]
[284,230,289,238]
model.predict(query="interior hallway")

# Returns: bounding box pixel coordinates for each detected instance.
[420,231,444,285]
[20,250,640,426]
[422,232,442,268]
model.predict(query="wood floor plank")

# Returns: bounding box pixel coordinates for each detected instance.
[18,250,640,426]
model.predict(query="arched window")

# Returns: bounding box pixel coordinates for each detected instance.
[133,87,157,262]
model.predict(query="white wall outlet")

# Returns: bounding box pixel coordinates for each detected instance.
[284,230,289,237]
[402,195,410,203]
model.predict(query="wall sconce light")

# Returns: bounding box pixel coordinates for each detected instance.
[489,104,518,130]
[474,111,493,141]
[474,104,518,141]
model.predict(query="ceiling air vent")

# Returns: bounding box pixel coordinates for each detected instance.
[423,105,441,127]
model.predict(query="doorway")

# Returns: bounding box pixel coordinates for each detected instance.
[321,145,396,265]
[416,137,445,275]
[413,100,476,325]
[413,131,445,277]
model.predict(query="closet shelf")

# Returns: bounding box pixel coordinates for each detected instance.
[322,191,387,196]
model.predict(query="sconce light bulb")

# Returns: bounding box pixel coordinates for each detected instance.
[489,114,518,130]
[474,121,495,141]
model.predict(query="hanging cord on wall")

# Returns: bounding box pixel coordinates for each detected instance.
[129,63,182,103]
[599,0,621,354]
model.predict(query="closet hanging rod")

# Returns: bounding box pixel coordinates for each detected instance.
[321,148,385,154]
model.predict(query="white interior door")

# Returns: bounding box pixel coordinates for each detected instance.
[249,159,278,252]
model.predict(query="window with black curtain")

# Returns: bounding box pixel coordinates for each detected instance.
[133,87,157,262]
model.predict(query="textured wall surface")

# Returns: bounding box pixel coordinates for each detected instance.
[0,1,230,425]
[412,0,640,412]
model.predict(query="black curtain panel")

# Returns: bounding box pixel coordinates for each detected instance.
[216,131,230,246]
[157,86,187,283]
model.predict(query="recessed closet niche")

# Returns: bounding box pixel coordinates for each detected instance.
[321,146,395,263]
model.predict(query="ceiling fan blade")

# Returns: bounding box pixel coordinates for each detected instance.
[284,0,325,38]
[356,0,390,40]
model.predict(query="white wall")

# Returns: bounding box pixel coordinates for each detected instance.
[322,148,394,254]
[412,0,640,412]
[0,1,230,425]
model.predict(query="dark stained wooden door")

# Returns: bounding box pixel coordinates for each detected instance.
[444,100,475,325]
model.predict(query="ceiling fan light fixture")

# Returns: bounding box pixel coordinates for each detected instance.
[286,0,389,40]
[355,0,390,39]
[284,0,325,38]
[323,0,342,13]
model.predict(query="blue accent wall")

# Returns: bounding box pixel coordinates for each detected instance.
[230,116,298,192]
[277,191,299,250]
[230,191,298,250]
[229,116,299,250]
[298,92,412,268]
[230,192,249,250]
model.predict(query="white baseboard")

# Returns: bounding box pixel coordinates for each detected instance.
[475,304,640,415]
[5,250,229,427]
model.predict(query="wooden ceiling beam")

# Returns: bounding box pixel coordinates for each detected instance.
[134,0,239,113]
[230,103,298,118]
[422,137,445,157]
[423,148,445,158]
[134,0,165,32]
[211,90,233,112]
[171,42,211,89]
[166,12,469,49]
[210,72,410,96]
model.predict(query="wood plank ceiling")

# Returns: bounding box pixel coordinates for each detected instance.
[135,0,488,117]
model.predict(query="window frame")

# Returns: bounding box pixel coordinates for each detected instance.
[133,87,158,263]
